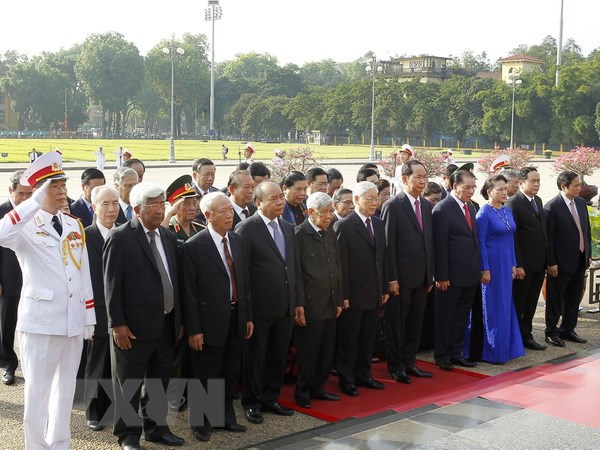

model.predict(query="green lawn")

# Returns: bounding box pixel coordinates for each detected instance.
[0,138,493,163]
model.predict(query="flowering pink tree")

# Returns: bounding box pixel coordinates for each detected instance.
[477,147,535,174]
[553,147,600,183]
[379,149,446,178]
[269,146,321,183]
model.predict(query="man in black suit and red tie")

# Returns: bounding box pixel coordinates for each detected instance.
[235,181,300,424]
[506,167,549,350]
[192,158,219,225]
[334,181,389,397]
[84,185,120,431]
[182,192,253,442]
[432,170,480,371]
[70,168,106,227]
[228,170,257,226]
[0,170,32,385]
[381,160,435,384]
[544,171,591,347]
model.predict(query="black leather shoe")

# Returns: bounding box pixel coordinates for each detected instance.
[524,339,547,350]
[1,370,15,385]
[145,432,185,446]
[192,426,212,442]
[356,378,385,390]
[224,422,247,432]
[312,391,340,401]
[121,444,142,450]
[451,356,477,367]
[340,383,359,397]
[295,397,311,408]
[244,407,264,424]
[86,419,104,431]
[435,358,454,371]
[406,366,433,378]
[390,371,411,384]
[545,335,565,347]
[261,401,294,416]
[560,331,587,343]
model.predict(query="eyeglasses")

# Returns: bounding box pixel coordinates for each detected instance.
[460,185,477,191]
[313,181,329,187]
[144,202,166,211]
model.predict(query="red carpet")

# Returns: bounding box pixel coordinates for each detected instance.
[277,360,488,422]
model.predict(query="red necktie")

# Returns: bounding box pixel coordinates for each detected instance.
[222,237,238,303]
[463,204,472,231]
[242,208,249,218]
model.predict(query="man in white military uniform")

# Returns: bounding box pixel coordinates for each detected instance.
[0,151,95,450]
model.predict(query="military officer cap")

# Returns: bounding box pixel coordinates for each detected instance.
[166,175,198,204]
[20,150,68,188]
[455,162,474,173]
[490,155,511,172]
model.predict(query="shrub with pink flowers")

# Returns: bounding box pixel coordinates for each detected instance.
[553,146,600,182]
[269,146,321,183]
[477,148,534,174]
[379,149,446,178]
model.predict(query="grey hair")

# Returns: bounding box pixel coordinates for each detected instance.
[129,182,165,208]
[306,192,332,210]
[113,167,138,184]
[200,192,229,215]
[353,181,378,199]
[9,170,25,190]
[499,168,518,180]
[91,186,119,205]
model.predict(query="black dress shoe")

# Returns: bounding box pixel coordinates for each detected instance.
[524,339,547,350]
[261,401,294,416]
[145,432,185,446]
[390,371,411,384]
[434,358,454,371]
[545,335,565,347]
[224,422,247,432]
[1,370,15,385]
[244,407,264,424]
[340,383,359,397]
[356,378,385,390]
[560,331,587,343]
[86,419,104,431]
[121,444,142,450]
[295,397,311,408]
[451,356,477,367]
[312,391,340,401]
[192,426,212,442]
[406,366,433,378]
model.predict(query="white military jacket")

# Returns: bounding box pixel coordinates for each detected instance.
[0,196,95,337]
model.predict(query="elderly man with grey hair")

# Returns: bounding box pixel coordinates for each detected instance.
[333,181,389,397]
[499,168,519,197]
[113,167,139,223]
[293,192,343,409]
[104,182,184,449]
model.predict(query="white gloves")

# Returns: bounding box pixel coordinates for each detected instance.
[31,179,52,205]
[84,325,94,340]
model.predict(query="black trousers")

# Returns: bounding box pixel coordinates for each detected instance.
[336,307,378,385]
[294,318,336,401]
[545,255,586,337]
[242,315,293,410]
[385,285,427,374]
[111,314,176,446]
[434,285,477,361]
[0,295,19,371]
[513,269,546,340]
[190,308,243,428]
[85,335,112,422]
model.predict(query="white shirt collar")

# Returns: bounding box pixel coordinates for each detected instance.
[354,210,371,226]
[208,224,228,245]
[96,221,115,240]
[308,217,323,233]
[450,192,466,210]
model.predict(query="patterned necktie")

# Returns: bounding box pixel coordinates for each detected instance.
[147,231,174,313]
[414,200,423,231]
[463,204,472,231]
[365,217,375,244]
[89,205,94,217]
[126,205,133,221]
[569,201,585,253]
[268,220,286,258]
[52,215,62,236]
[222,237,238,303]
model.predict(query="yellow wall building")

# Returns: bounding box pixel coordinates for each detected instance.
[498,54,544,83]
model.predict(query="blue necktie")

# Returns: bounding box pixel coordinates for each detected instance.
[269,220,286,259]
[126,205,132,221]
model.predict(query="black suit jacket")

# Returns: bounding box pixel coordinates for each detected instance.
[232,203,257,228]
[181,229,251,347]
[85,223,110,336]
[70,197,94,227]
[381,192,434,289]
[506,191,548,272]
[334,212,388,310]
[0,201,22,297]
[235,214,297,319]
[432,195,480,286]
[104,217,181,341]
[116,206,127,224]
[544,193,591,274]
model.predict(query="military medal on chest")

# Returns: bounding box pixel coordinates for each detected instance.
[62,230,85,269]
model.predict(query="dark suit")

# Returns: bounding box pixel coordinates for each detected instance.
[232,203,257,228]
[0,200,22,372]
[506,191,548,342]
[432,195,480,363]
[84,223,112,423]
[193,184,219,225]
[334,212,388,386]
[381,192,434,374]
[70,197,94,227]
[235,213,297,410]
[544,193,591,338]
[293,220,342,402]
[104,217,181,445]
[181,228,251,428]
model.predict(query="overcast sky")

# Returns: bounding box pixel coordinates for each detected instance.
[2,1,597,65]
